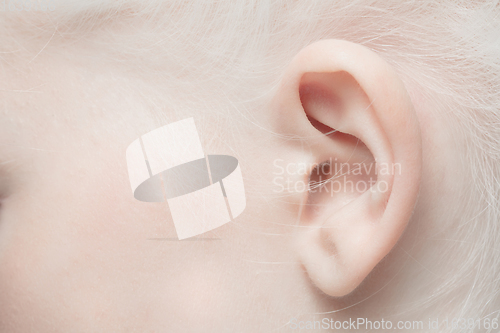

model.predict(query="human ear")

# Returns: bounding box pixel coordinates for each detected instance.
[272,39,422,297]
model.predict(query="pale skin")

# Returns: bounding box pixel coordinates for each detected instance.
[0,14,469,333]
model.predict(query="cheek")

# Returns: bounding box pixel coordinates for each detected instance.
[0,143,177,330]
[0,133,258,331]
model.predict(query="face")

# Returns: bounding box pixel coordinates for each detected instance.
[0,6,474,332]
[0,21,330,332]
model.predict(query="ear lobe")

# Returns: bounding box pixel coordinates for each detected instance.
[276,40,422,297]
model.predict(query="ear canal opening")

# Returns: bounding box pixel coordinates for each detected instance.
[308,160,332,193]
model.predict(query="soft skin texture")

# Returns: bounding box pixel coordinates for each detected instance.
[0,10,476,333]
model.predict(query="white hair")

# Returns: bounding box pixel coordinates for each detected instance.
[2,0,500,330]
